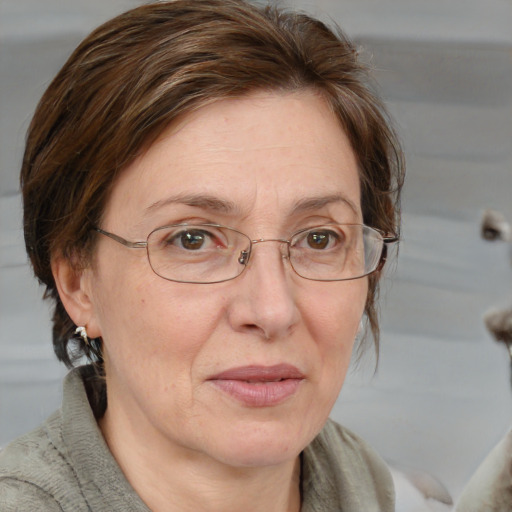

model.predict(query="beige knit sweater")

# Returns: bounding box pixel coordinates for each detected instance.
[0,367,394,511]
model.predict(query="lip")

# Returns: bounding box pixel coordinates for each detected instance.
[207,364,305,407]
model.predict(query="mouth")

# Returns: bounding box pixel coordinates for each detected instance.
[207,364,305,407]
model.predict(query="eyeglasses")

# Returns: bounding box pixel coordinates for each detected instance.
[95,223,398,284]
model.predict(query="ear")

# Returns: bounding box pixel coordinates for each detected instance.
[51,255,101,339]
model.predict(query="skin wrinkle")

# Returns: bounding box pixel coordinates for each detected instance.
[145,194,239,216]
[143,192,359,227]
[14,2,405,507]
[69,91,366,512]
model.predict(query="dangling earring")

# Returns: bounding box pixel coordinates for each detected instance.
[75,326,90,346]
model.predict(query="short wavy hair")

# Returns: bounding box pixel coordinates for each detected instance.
[21,0,404,371]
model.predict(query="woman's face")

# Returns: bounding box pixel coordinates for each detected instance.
[80,91,367,468]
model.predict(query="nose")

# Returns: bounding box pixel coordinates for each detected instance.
[227,241,300,340]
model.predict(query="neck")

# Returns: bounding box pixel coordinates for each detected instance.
[99,406,302,512]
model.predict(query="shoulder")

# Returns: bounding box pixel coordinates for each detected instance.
[315,417,370,448]
[302,419,395,512]
[0,368,145,512]
[0,410,59,476]
[0,477,62,511]
[0,411,85,511]
[0,413,69,512]
[313,418,391,474]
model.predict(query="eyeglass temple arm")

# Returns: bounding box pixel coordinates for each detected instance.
[95,228,147,249]
[376,235,399,272]
[383,235,399,244]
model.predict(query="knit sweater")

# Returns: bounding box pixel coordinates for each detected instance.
[0,366,394,511]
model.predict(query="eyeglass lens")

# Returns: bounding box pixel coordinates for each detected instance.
[145,224,384,283]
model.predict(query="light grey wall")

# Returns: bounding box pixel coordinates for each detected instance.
[1,0,512,500]
[0,0,142,446]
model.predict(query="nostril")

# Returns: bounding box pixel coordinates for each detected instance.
[243,323,270,340]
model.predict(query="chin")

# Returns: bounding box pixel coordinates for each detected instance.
[218,443,300,469]
[208,417,314,468]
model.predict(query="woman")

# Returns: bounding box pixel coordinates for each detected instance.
[0,1,404,510]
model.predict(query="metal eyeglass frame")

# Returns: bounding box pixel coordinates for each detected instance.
[94,223,399,284]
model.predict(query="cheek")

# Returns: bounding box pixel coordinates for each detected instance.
[303,279,367,348]
[94,269,229,366]
[300,280,367,395]
[297,281,368,432]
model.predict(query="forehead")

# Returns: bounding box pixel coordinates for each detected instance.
[104,91,362,230]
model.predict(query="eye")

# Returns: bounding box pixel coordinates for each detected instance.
[307,231,331,250]
[297,228,343,251]
[166,227,226,251]
[176,230,208,250]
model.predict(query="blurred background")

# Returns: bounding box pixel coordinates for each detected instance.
[1,0,511,502]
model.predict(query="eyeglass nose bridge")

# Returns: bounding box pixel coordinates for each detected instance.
[238,238,291,266]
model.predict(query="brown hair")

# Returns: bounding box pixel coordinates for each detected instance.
[21,0,404,370]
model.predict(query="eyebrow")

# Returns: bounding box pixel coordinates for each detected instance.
[144,192,360,218]
[290,194,360,217]
[145,193,239,215]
